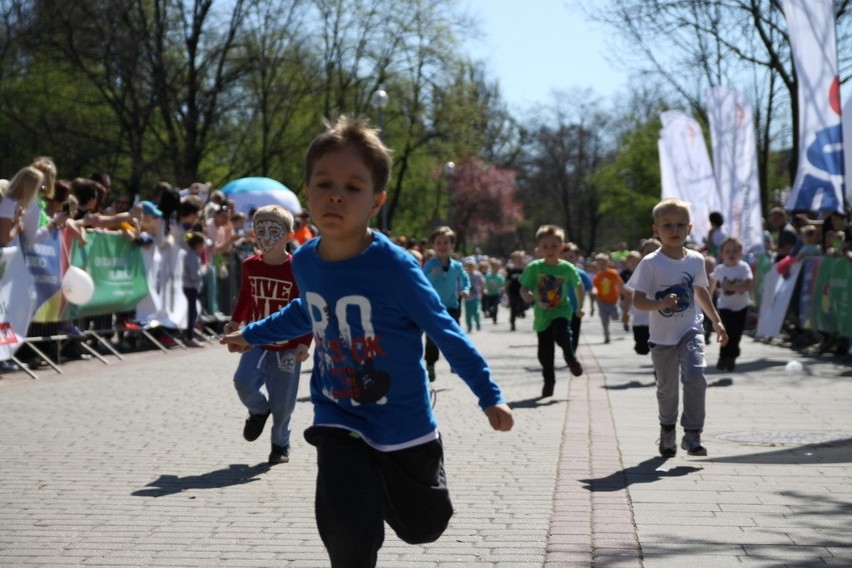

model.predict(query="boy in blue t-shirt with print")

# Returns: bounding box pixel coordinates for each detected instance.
[221,115,513,568]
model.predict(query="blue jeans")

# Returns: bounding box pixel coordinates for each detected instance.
[233,346,302,447]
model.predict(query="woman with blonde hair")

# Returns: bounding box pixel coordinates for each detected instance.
[0,165,44,246]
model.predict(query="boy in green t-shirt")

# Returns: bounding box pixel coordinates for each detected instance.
[520,225,585,398]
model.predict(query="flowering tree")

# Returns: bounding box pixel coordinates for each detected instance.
[449,158,523,250]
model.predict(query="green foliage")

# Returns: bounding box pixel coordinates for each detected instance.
[591,116,663,246]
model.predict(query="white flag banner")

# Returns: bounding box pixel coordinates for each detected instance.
[783,0,845,213]
[658,110,720,245]
[707,86,766,255]
[658,136,679,201]
[135,241,188,329]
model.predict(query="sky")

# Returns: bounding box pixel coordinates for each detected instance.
[462,0,627,111]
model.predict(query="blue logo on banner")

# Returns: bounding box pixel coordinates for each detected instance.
[794,124,844,212]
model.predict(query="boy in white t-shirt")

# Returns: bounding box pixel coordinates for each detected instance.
[709,237,753,372]
[628,199,728,458]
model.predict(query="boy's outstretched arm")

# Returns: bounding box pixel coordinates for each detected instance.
[220,329,251,353]
[484,403,514,432]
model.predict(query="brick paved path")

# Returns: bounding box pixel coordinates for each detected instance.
[1,314,850,567]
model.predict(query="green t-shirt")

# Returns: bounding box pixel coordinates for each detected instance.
[484,272,505,296]
[519,259,580,332]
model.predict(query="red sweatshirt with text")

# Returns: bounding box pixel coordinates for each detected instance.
[231,254,313,352]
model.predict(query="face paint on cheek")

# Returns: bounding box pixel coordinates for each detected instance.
[254,219,286,252]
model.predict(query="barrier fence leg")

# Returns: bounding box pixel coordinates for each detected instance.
[77,341,110,365]
[10,355,38,379]
[86,331,125,361]
[140,329,170,353]
[22,340,63,374]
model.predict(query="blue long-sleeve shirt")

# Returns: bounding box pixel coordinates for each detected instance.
[242,231,505,451]
[422,256,470,309]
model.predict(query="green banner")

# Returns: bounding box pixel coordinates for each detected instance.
[63,232,150,319]
[752,253,775,309]
[809,256,852,338]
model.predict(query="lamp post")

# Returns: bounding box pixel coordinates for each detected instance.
[444,161,456,225]
[371,88,390,232]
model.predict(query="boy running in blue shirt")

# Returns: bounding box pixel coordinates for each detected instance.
[221,115,513,568]
[422,225,470,380]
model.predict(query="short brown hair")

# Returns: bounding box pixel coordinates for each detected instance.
[305,115,392,193]
[430,225,456,244]
[535,224,565,242]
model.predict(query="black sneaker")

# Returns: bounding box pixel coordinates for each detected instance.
[243,410,271,442]
[541,382,555,398]
[658,425,677,457]
[681,430,707,456]
[269,443,289,464]
[567,360,583,377]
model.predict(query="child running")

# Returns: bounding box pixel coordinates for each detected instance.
[592,252,625,344]
[628,199,728,457]
[709,237,753,371]
[220,115,513,568]
[482,258,505,324]
[223,205,312,464]
[422,225,470,380]
[623,238,661,355]
[520,225,584,398]
[463,257,484,332]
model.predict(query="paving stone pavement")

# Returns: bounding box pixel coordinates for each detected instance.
[0,313,850,567]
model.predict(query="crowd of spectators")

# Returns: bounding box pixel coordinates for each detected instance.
[1,155,849,370]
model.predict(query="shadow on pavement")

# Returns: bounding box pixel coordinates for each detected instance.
[641,490,852,567]
[509,396,563,409]
[604,380,655,390]
[705,438,852,465]
[721,357,788,373]
[132,463,272,497]
[707,377,733,387]
[580,456,702,492]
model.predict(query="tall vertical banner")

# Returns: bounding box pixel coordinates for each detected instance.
[659,110,720,245]
[706,87,766,255]
[0,247,38,360]
[658,137,678,201]
[783,0,845,213]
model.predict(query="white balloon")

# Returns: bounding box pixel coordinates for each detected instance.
[62,266,95,305]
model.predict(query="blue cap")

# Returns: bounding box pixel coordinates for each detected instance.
[139,200,163,218]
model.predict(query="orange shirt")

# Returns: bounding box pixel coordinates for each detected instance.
[593,268,623,304]
[292,225,316,245]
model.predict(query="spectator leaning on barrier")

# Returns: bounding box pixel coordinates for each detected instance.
[0,165,44,247]
[767,207,799,263]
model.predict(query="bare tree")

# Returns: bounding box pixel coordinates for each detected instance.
[585,0,852,204]
[518,92,611,252]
